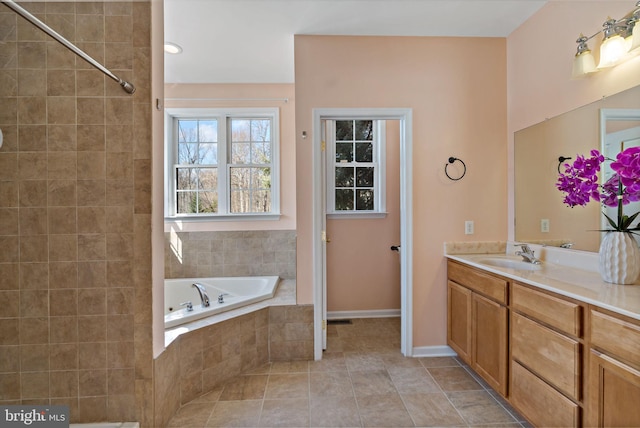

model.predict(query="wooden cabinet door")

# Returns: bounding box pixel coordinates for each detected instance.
[447,280,471,364]
[472,292,508,396]
[586,350,640,427]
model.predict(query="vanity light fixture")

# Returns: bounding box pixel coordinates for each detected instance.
[572,1,640,78]
[164,42,183,54]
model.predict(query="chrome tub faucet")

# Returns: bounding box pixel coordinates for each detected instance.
[192,283,211,307]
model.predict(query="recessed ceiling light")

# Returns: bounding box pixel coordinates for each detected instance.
[164,42,183,54]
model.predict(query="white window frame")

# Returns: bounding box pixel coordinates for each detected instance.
[164,107,280,221]
[326,119,386,219]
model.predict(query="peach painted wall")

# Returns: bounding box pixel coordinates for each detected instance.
[507,1,640,241]
[295,35,508,347]
[326,121,401,312]
[163,83,296,232]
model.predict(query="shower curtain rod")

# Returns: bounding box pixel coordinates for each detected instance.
[2,0,135,94]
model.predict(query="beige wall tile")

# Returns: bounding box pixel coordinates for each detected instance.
[18,125,46,150]
[48,152,77,180]
[17,42,46,68]
[19,180,47,207]
[77,315,106,343]
[78,261,106,288]
[0,70,17,97]
[21,371,49,398]
[76,15,104,43]
[78,233,105,261]
[18,153,47,179]
[49,234,78,262]
[48,124,77,151]
[49,261,78,289]
[49,343,78,370]
[77,206,106,234]
[77,70,105,97]
[0,182,19,208]
[79,369,107,397]
[48,180,77,206]
[77,98,105,125]
[79,396,108,423]
[78,288,106,316]
[77,180,105,206]
[0,236,19,263]
[77,125,105,151]
[50,316,77,344]
[47,70,76,96]
[20,235,48,262]
[20,289,49,317]
[0,263,19,290]
[46,41,75,69]
[0,208,19,235]
[50,370,78,398]
[0,154,18,181]
[50,289,77,316]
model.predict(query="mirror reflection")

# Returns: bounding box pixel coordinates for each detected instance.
[515,85,640,252]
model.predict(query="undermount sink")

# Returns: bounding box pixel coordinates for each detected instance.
[476,257,542,271]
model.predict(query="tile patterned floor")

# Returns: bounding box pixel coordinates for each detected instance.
[167,317,529,427]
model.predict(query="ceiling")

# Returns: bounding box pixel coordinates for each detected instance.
[164,0,548,84]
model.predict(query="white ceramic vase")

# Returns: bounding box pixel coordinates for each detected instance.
[598,231,640,285]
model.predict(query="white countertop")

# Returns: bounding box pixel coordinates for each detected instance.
[446,252,640,321]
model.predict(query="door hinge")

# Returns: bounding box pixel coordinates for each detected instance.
[321,140,326,152]
[322,320,327,330]
[321,230,327,242]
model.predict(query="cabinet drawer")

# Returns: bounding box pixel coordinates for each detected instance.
[512,282,582,337]
[512,312,581,401]
[447,261,507,304]
[511,361,580,428]
[590,309,640,367]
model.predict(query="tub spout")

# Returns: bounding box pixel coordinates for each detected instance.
[192,283,211,307]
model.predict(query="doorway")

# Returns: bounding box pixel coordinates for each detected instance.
[311,108,413,360]
[323,118,401,352]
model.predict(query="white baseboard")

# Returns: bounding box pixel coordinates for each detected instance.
[326,309,401,320]
[411,345,457,357]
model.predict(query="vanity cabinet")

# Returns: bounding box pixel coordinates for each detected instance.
[510,282,583,428]
[447,260,508,396]
[586,308,640,427]
[447,258,640,428]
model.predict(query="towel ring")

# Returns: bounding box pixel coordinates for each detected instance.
[557,156,572,174]
[445,157,466,181]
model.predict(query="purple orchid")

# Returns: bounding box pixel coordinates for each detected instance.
[556,147,640,233]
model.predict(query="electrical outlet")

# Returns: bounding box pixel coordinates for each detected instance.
[541,218,550,233]
[465,220,474,235]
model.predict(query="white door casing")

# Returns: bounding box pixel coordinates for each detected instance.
[312,108,413,359]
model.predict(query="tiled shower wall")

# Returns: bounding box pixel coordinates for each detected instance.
[0,2,152,425]
[164,230,297,279]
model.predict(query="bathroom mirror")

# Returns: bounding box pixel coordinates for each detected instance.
[514,85,640,252]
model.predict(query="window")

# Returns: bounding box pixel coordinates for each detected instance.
[165,108,279,219]
[326,119,386,217]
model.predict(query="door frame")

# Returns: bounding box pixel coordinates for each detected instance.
[312,108,413,359]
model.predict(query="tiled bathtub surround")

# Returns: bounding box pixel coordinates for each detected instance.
[0,1,153,425]
[166,318,527,428]
[154,305,314,428]
[164,230,296,279]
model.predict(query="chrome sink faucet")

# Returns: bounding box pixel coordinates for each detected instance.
[515,244,541,265]
[192,283,211,307]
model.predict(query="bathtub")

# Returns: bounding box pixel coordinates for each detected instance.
[164,276,280,328]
